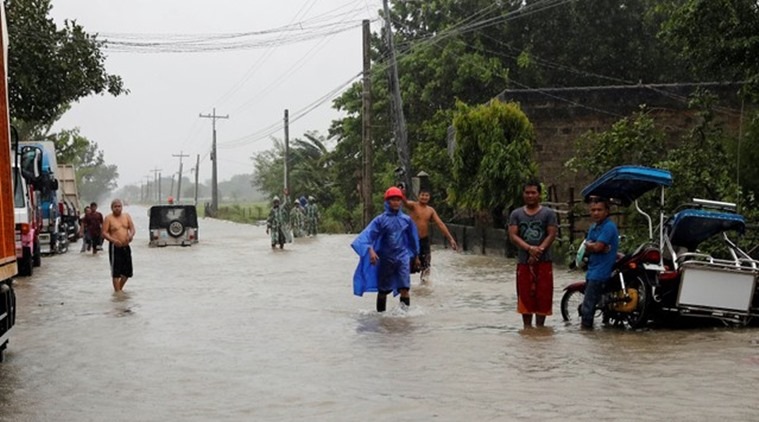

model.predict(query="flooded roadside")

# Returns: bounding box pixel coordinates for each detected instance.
[0,206,758,421]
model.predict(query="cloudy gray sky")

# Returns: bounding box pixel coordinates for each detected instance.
[49,0,384,188]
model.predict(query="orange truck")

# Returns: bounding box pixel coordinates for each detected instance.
[0,3,18,362]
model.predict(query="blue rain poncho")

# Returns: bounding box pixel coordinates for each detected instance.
[351,202,420,296]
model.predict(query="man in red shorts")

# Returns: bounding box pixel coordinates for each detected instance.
[508,180,558,328]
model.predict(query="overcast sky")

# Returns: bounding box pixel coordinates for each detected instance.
[49,0,384,188]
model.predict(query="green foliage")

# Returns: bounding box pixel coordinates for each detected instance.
[6,0,126,127]
[566,110,667,177]
[252,132,333,204]
[449,100,537,211]
[48,128,119,203]
[660,0,759,99]
[657,92,739,207]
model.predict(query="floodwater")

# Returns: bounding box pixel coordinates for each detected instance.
[1,205,758,421]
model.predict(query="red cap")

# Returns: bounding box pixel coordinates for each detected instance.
[384,186,404,200]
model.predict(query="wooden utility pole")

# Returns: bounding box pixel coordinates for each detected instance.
[362,19,374,226]
[382,0,412,196]
[150,167,162,203]
[199,108,229,213]
[144,176,152,203]
[194,154,200,206]
[284,109,290,204]
[172,150,190,203]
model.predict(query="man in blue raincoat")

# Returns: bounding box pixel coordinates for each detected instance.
[351,186,420,312]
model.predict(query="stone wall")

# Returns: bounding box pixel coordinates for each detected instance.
[490,82,747,201]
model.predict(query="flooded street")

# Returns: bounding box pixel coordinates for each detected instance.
[1,205,758,421]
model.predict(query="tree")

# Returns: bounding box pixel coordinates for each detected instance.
[48,129,119,203]
[5,0,126,128]
[565,109,668,178]
[660,0,759,99]
[449,100,537,216]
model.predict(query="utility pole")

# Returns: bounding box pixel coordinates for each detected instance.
[158,172,162,204]
[150,167,162,203]
[172,150,190,203]
[170,174,176,199]
[362,19,374,226]
[194,154,200,206]
[144,176,152,204]
[199,108,229,214]
[382,0,412,196]
[284,109,290,204]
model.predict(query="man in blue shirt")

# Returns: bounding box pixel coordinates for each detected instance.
[581,197,619,329]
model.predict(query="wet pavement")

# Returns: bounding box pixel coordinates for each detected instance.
[1,205,758,421]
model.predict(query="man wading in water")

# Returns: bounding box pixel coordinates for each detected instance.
[403,187,458,284]
[508,181,558,328]
[102,199,136,292]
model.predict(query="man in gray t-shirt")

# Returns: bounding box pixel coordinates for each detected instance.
[508,181,558,328]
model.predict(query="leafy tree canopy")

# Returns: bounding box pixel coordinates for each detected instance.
[6,0,126,128]
[449,99,537,212]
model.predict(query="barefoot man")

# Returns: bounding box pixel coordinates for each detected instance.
[102,199,136,292]
[403,187,458,283]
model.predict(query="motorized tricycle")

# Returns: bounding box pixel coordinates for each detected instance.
[561,165,759,328]
[560,166,673,329]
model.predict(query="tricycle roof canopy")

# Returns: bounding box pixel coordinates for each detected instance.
[668,209,746,250]
[581,166,673,206]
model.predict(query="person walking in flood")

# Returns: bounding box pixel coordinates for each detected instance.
[351,187,420,312]
[266,196,289,249]
[290,201,305,238]
[402,187,458,284]
[508,180,558,329]
[580,197,619,329]
[84,202,104,255]
[305,195,320,236]
[78,205,91,252]
[101,199,135,292]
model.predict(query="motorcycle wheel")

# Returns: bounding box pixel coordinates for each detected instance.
[608,273,651,329]
[560,289,585,324]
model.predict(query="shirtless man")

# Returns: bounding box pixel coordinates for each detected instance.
[403,187,458,283]
[102,199,136,292]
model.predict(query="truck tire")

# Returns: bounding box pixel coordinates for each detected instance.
[32,241,41,267]
[18,247,32,277]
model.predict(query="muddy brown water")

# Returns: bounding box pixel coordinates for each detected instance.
[0,206,758,421]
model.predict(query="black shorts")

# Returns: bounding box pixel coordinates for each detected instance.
[109,244,133,278]
[419,237,431,269]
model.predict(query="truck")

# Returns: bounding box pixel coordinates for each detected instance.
[57,164,80,241]
[18,140,68,254]
[0,2,18,361]
[12,154,42,276]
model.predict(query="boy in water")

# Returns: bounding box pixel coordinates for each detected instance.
[403,187,458,283]
[351,187,420,312]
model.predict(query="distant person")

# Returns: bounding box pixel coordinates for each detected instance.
[402,186,458,284]
[266,196,289,249]
[580,197,619,329]
[508,180,558,329]
[84,202,104,255]
[167,196,174,204]
[101,199,136,292]
[290,201,305,238]
[305,195,320,236]
[351,187,420,312]
[79,205,92,253]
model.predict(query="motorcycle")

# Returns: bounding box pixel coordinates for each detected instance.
[560,166,673,329]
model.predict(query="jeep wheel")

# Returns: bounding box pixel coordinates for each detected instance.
[168,220,185,238]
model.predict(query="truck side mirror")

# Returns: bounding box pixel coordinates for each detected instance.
[19,146,42,182]
[10,126,18,151]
